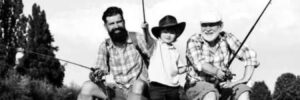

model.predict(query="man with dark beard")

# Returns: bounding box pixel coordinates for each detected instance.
[77,6,154,100]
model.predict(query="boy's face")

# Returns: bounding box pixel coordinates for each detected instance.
[201,21,222,42]
[160,29,176,44]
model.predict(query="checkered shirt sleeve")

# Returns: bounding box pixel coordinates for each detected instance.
[186,34,206,71]
[186,32,260,72]
[89,42,109,83]
[135,33,156,57]
[226,33,260,67]
[90,32,154,87]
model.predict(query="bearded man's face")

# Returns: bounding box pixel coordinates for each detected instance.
[104,14,128,43]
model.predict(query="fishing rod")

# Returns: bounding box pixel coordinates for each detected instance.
[141,0,152,44]
[26,50,92,70]
[0,44,94,71]
[226,0,272,68]
[142,0,146,23]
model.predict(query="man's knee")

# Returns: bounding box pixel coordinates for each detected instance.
[78,81,107,100]
[203,92,218,100]
[237,91,250,100]
[233,84,251,100]
[77,94,93,100]
[132,80,147,94]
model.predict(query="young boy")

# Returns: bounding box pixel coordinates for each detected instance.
[144,15,188,100]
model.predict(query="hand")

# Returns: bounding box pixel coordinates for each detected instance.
[186,67,202,85]
[186,75,201,86]
[103,73,116,85]
[89,69,106,83]
[188,77,197,86]
[216,69,226,80]
[219,81,240,88]
[141,22,149,30]
[194,64,203,72]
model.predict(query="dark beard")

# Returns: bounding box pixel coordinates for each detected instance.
[109,27,128,43]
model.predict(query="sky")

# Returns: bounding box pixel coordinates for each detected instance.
[22,0,300,92]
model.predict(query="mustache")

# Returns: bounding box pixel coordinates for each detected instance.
[111,27,126,33]
[203,30,216,34]
[203,31,212,34]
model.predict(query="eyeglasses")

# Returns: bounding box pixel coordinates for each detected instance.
[201,21,222,27]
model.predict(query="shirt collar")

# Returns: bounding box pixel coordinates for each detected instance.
[157,39,176,49]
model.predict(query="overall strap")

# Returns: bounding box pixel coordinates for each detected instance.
[105,39,110,72]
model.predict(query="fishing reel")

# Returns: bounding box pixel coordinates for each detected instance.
[203,69,236,85]
[222,69,236,82]
[89,68,108,83]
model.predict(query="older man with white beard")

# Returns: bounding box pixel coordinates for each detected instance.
[185,11,260,100]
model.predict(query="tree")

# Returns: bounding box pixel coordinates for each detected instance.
[16,3,64,87]
[0,0,27,78]
[250,81,272,100]
[273,72,297,100]
[286,76,300,100]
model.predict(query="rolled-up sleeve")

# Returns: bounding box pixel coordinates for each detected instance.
[95,42,109,72]
[186,38,205,71]
[136,33,156,58]
[90,42,109,82]
[226,33,260,68]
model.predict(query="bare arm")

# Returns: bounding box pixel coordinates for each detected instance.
[236,65,255,84]
[220,33,259,88]
[141,22,155,49]
[89,42,109,83]
[186,38,225,79]
[201,63,225,79]
[178,65,188,74]
[220,65,255,88]
[226,33,259,83]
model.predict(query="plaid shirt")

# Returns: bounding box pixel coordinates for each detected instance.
[91,32,153,88]
[186,32,259,79]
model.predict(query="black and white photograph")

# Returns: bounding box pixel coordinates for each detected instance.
[0,0,299,100]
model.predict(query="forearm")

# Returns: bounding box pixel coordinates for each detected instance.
[143,28,152,43]
[236,65,255,84]
[178,65,188,74]
[199,63,220,76]
[142,23,155,49]
[143,30,156,58]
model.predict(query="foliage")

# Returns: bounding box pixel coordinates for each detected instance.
[286,76,300,100]
[0,70,80,100]
[273,72,297,100]
[250,81,272,100]
[0,70,31,100]
[16,3,65,87]
[0,0,27,78]
[0,1,78,99]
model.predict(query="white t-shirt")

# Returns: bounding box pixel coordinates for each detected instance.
[148,40,185,87]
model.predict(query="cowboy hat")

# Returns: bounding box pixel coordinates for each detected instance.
[151,15,186,38]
